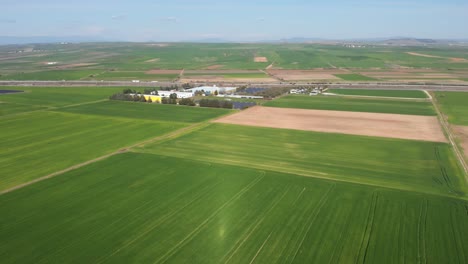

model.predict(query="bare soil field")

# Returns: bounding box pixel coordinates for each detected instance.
[145,69,181,74]
[213,106,448,142]
[407,52,468,62]
[204,64,224,70]
[406,52,444,58]
[453,125,468,159]
[180,76,278,83]
[267,69,348,81]
[145,58,160,63]
[254,57,268,62]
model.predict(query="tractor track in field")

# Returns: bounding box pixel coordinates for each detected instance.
[0,122,208,196]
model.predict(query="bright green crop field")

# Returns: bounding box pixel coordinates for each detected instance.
[0,86,123,107]
[0,111,187,191]
[328,88,428,98]
[264,95,436,115]
[334,73,378,81]
[1,85,467,263]
[435,91,468,125]
[0,102,46,116]
[0,153,466,263]
[137,124,467,197]
[55,100,232,123]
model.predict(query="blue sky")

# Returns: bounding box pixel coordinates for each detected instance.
[1,0,467,41]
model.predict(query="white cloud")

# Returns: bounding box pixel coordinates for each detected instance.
[111,15,126,20]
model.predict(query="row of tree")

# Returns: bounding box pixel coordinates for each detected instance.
[199,99,233,109]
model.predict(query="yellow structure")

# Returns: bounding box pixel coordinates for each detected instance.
[143,95,162,103]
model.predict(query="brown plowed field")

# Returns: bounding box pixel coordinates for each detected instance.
[213,106,448,142]
[453,125,468,159]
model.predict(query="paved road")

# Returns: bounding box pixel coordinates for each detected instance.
[1,80,468,91]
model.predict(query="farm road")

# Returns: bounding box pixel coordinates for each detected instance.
[431,92,468,181]
[0,122,210,195]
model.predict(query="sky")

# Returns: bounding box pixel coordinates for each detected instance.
[0,0,467,41]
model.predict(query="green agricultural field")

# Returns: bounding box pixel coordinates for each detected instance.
[435,91,468,125]
[55,100,232,123]
[264,95,436,116]
[0,86,123,107]
[0,70,101,81]
[0,102,46,116]
[0,153,466,263]
[328,89,428,98]
[91,71,179,81]
[137,124,467,197]
[2,43,468,79]
[0,111,186,192]
[334,73,378,81]
[184,73,269,79]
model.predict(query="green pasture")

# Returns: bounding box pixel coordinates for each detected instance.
[0,70,101,80]
[2,43,468,78]
[435,91,468,125]
[328,89,428,98]
[91,71,179,81]
[334,73,378,81]
[0,111,186,192]
[0,153,466,263]
[184,73,269,79]
[0,102,46,116]
[55,100,232,123]
[136,124,467,197]
[0,86,123,107]
[264,95,436,115]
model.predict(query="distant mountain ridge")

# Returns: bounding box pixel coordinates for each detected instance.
[0,36,467,45]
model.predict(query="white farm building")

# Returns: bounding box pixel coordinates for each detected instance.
[158,91,194,98]
[186,85,237,94]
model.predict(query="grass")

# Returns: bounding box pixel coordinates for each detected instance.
[91,71,179,81]
[0,102,46,116]
[136,124,467,197]
[0,111,187,192]
[264,95,436,116]
[55,100,233,123]
[0,152,466,263]
[328,89,428,98]
[0,70,101,80]
[0,86,124,107]
[435,91,468,125]
[2,43,468,74]
[184,73,269,79]
[334,73,378,81]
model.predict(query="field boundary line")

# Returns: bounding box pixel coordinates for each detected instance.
[0,122,208,196]
[141,153,468,201]
[430,91,468,181]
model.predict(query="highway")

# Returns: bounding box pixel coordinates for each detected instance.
[1,80,468,91]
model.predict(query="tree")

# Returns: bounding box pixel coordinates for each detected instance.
[214,90,219,96]
[147,97,153,103]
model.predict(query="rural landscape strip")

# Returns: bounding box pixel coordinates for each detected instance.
[0,122,209,195]
[431,92,468,180]
[0,107,236,196]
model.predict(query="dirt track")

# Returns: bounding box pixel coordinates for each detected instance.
[453,125,468,159]
[213,106,448,142]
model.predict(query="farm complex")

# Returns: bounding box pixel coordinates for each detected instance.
[1,42,468,263]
